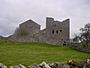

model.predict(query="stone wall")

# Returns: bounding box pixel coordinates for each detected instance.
[0,59,90,68]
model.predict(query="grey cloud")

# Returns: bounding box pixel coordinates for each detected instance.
[0,0,90,38]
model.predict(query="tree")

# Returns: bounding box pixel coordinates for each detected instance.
[15,27,29,37]
[73,23,90,47]
[73,34,80,43]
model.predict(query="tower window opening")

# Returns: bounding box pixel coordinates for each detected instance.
[52,30,54,34]
[60,30,62,32]
[56,30,58,34]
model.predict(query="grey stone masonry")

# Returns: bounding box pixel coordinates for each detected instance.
[9,17,70,44]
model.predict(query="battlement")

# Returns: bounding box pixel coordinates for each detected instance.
[46,17,69,28]
[46,17,54,28]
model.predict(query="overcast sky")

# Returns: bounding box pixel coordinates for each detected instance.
[0,0,90,38]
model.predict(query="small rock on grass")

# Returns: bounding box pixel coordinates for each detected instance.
[10,64,26,68]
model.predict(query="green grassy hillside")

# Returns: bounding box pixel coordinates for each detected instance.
[0,40,90,66]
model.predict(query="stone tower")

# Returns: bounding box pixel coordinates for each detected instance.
[45,17,70,44]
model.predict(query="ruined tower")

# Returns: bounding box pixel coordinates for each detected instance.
[45,17,70,44]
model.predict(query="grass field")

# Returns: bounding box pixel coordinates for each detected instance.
[0,40,90,66]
